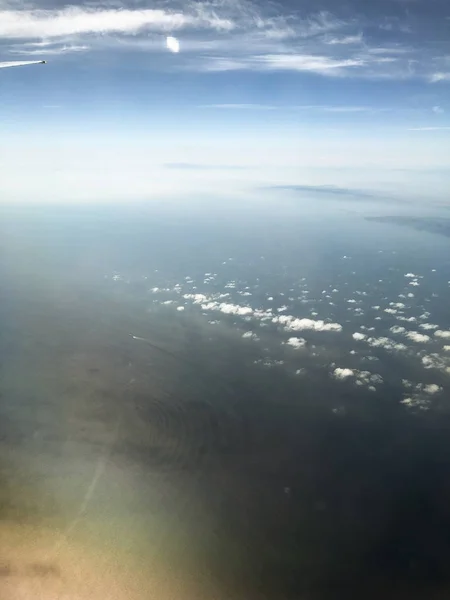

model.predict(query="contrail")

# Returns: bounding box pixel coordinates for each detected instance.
[0,60,46,69]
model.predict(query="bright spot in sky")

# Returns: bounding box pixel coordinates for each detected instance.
[166,36,180,53]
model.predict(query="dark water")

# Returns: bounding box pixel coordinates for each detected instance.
[1,201,450,599]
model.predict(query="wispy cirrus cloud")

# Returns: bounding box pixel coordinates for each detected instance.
[408,127,450,131]
[201,103,383,112]
[0,6,233,39]
[325,33,363,45]
[10,44,89,55]
[200,103,276,109]
[0,0,449,83]
[164,162,248,170]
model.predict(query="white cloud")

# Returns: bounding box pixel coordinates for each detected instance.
[435,330,450,339]
[273,315,342,332]
[184,293,208,303]
[384,308,397,314]
[419,323,438,330]
[242,331,259,340]
[408,127,450,131]
[286,337,306,349]
[423,383,442,395]
[405,331,430,343]
[332,367,354,380]
[352,332,366,341]
[9,43,89,55]
[422,353,450,374]
[332,367,383,387]
[444,346,450,352]
[201,103,277,109]
[325,34,363,45]
[390,326,406,334]
[401,396,431,410]
[366,336,408,352]
[404,273,417,278]
[176,306,185,311]
[0,7,233,39]
[429,72,450,83]
[201,53,365,75]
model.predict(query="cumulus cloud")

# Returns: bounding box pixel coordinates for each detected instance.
[423,383,442,395]
[242,331,259,340]
[419,323,439,330]
[405,331,431,343]
[401,396,430,410]
[352,332,366,341]
[401,382,442,410]
[390,326,406,334]
[332,368,354,380]
[435,330,450,339]
[273,315,342,332]
[366,337,408,352]
[286,337,307,349]
[422,353,450,374]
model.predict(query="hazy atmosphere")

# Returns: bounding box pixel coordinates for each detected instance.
[1,0,450,599]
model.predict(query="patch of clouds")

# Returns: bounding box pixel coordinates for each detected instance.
[401,396,431,411]
[422,353,450,374]
[176,306,185,311]
[444,346,450,352]
[332,367,383,387]
[401,382,442,411]
[2,0,449,84]
[419,323,439,331]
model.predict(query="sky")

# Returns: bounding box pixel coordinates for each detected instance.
[0,0,449,204]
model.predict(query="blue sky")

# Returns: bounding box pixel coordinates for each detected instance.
[0,0,449,204]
